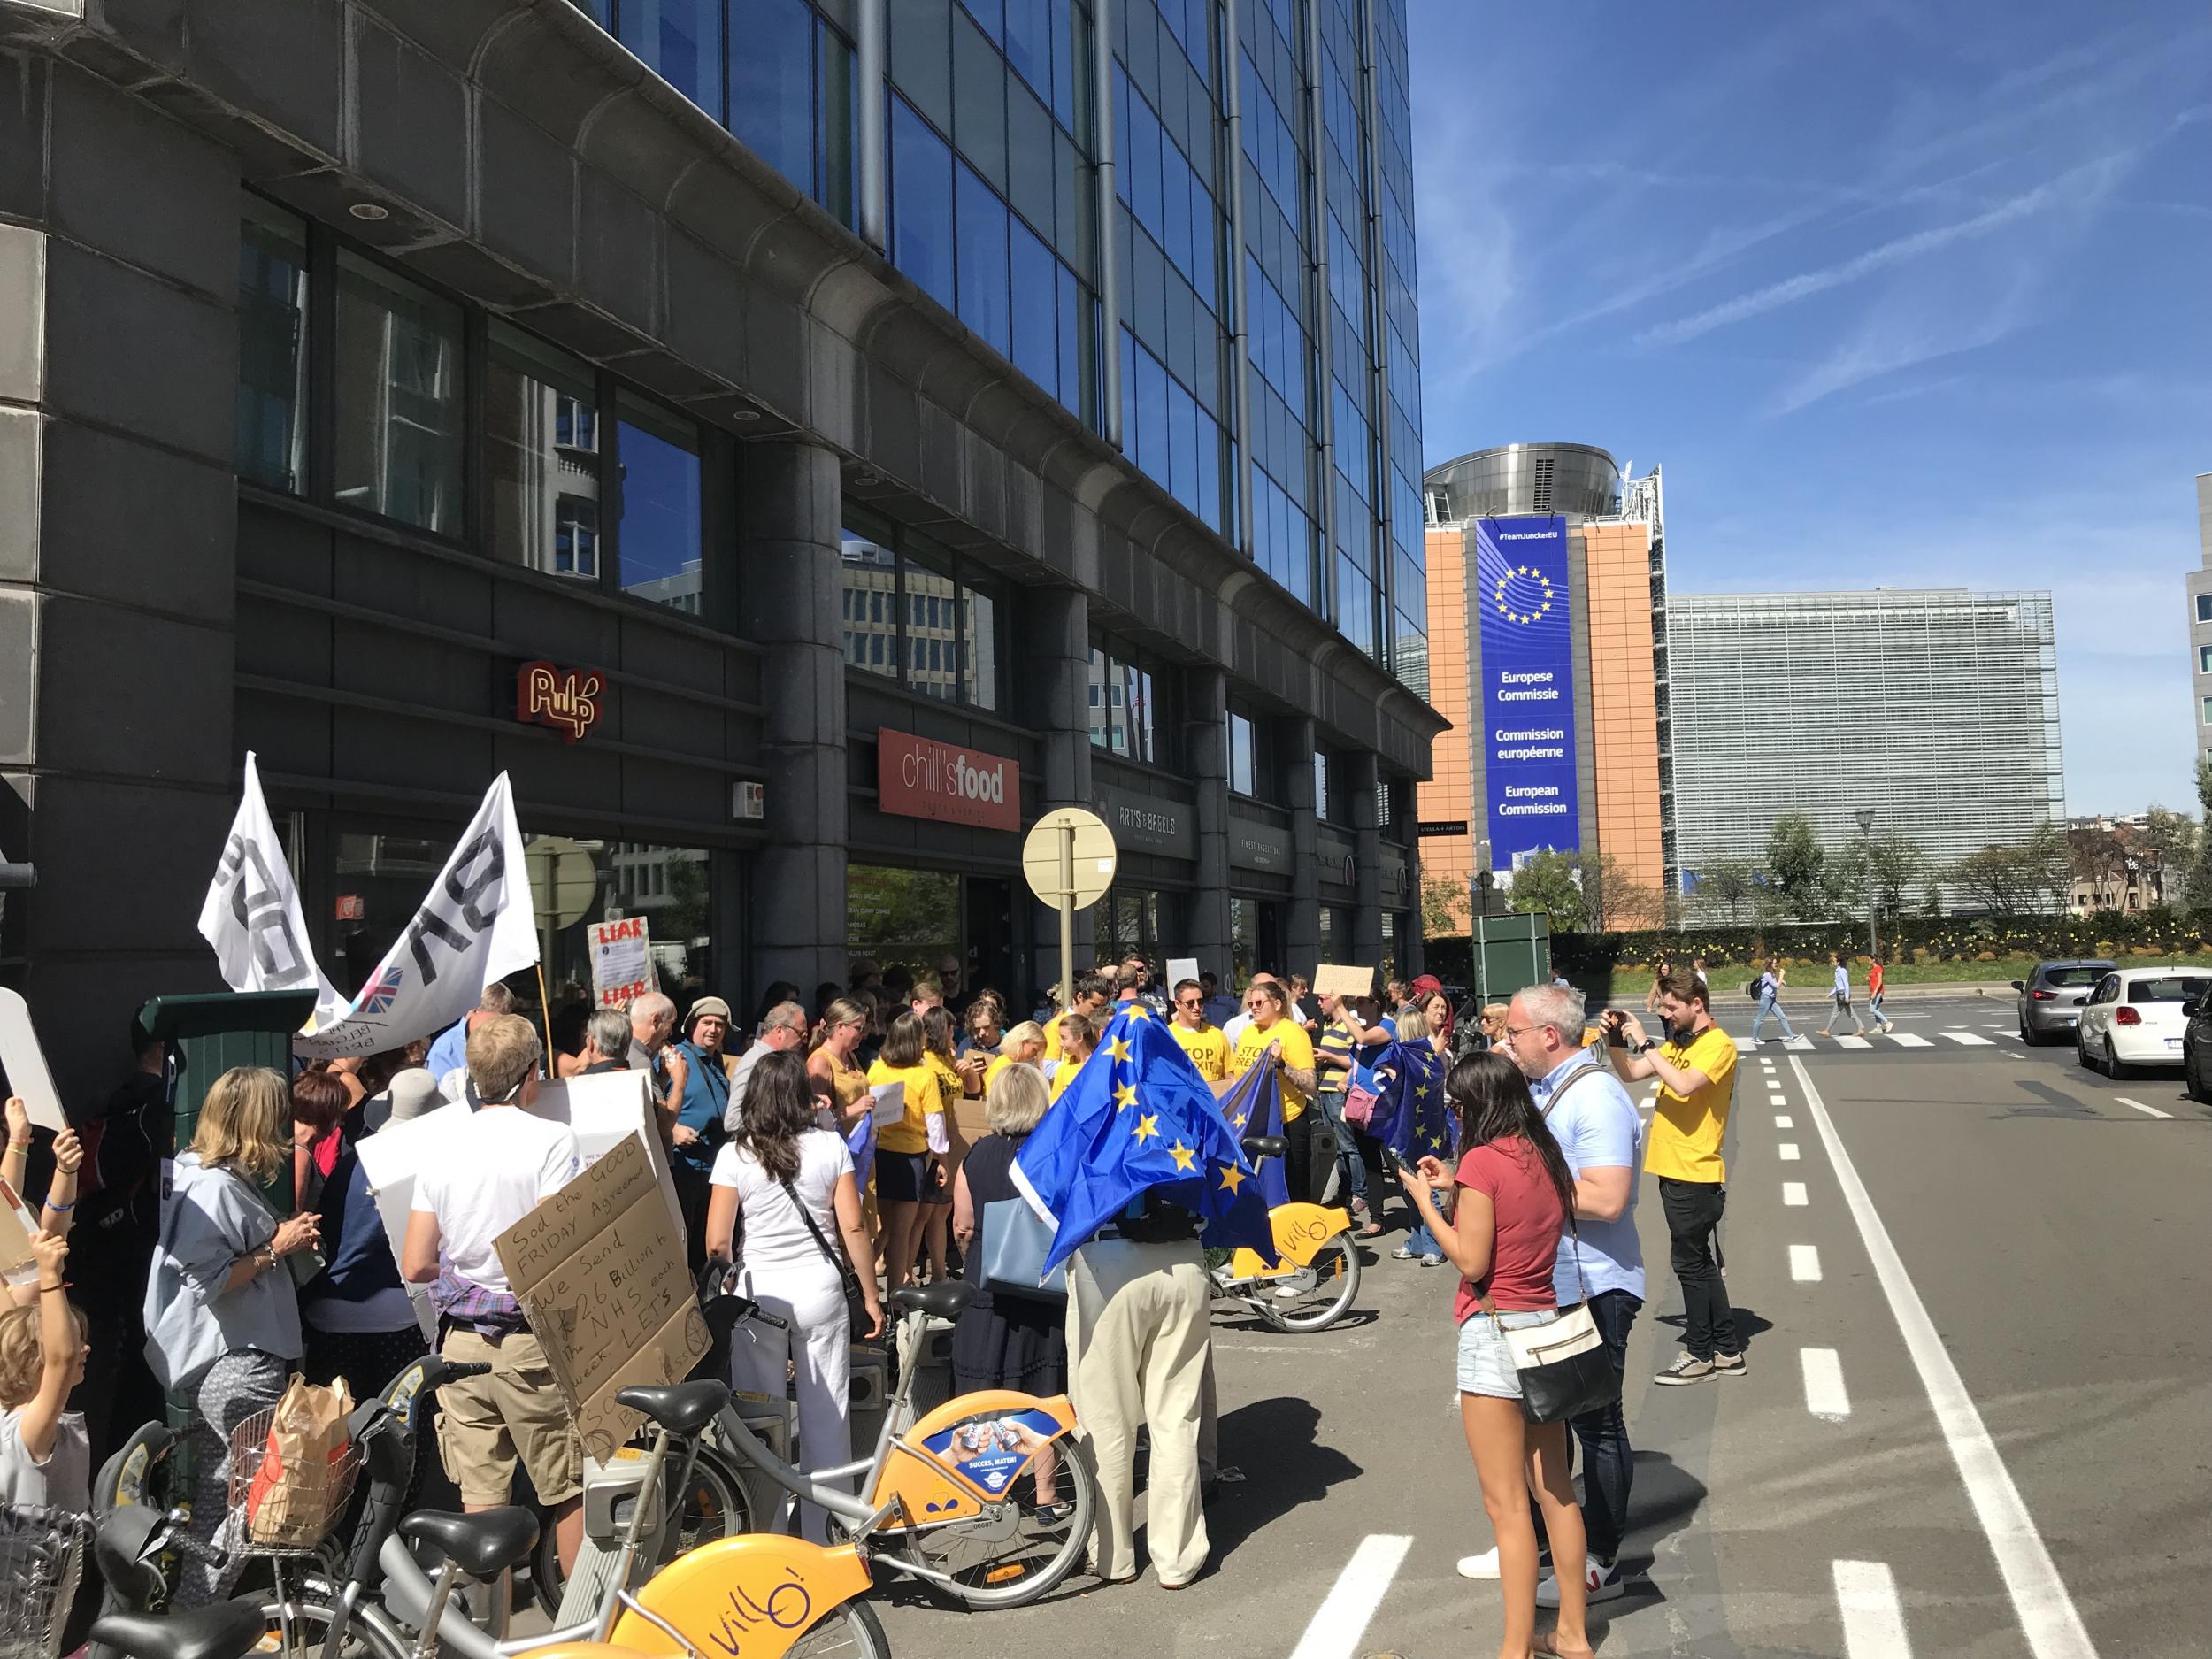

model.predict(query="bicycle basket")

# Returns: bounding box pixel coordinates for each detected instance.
[228,1401,362,1555]
[0,1505,89,1659]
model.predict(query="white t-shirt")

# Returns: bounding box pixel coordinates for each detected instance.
[709,1129,853,1278]
[411,1106,580,1294]
[0,1407,88,1515]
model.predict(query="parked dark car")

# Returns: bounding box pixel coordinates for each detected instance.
[2182,988,2212,1102]
[2011,959,2116,1044]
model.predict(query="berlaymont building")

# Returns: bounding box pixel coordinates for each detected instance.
[0,0,1444,1099]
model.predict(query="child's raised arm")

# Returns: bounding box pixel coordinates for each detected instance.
[17,1230,73,1463]
[40,1130,81,1237]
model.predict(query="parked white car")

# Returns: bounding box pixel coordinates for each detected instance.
[2075,967,2212,1078]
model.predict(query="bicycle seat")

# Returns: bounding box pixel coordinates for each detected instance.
[614,1378,728,1440]
[890,1280,973,1319]
[1240,1135,1286,1161]
[398,1508,541,1579]
[91,1597,269,1659]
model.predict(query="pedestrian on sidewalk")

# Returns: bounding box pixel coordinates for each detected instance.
[1643,958,1672,1043]
[1749,957,1795,1045]
[1866,956,1894,1033]
[1399,1051,1594,1659]
[1607,972,1745,1384]
[1818,952,1869,1038]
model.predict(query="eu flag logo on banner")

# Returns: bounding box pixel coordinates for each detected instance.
[1212,1045,1290,1211]
[1011,1004,1278,1279]
[1371,1039,1452,1162]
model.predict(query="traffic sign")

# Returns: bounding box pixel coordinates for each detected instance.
[526,835,600,932]
[1022,807,1118,908]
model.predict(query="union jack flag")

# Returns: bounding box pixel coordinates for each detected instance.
[354,965,404,1016]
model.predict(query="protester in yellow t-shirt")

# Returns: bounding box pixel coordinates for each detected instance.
[1166,977,1230,1081]
[864,1012,946,1294]
[983,1022,1047,1094]
[1048,1012,1100,1102]
[1229,979,1320,1200]
[1609,970,1743,1384]
[1041,974,1114,1064]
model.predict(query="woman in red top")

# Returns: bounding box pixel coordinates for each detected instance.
[1403,1051,1594,1659]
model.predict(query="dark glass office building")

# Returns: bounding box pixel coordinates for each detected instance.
[0,0,1441,1100]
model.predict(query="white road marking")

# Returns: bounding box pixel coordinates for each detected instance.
[1775,1114,1794,1128]
[1778,1141,1801,1160]
[1790,1056,2099,1659]
[1941,1031,1995,1047]
[1887,1033,1934,1048]
[2114,1096,2172,1119]
[1783,1181,1809,1205]
[1286,1532,1413,1659]
[1833,1559,1911,1657]
[1785,1034,1815,1051]
[1801,1348,1850,1419]
[1993,1031,2023,1042]
[1791,1244,1823,1281]
[1833,1034,1872,1049]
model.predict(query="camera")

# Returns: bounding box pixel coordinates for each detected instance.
[1602,1009,1630,1047]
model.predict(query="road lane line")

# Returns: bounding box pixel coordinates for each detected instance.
[1790,1056,2098,1659]
[1833,1560,1911,1657]
[1778,1142,1801,1160]
[1775,1114,1794,1128]
[1941,1031,1995,1047]
[1286,1532,1412,1659]
[1801,1348,1850,1418]
[1887,1033,1933,1048]
[2113,1096,2172,1119]
[1783,1181,1809,1205]
[1791,1244,1823,1281]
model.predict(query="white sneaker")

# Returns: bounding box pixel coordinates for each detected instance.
[1537,1555,1625,1608]
[1455,1546,1502,1579]
[1272,1267,1317,1300]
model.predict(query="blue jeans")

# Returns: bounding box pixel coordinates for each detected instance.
[1750,994,1794,1041]
[1402,1217,1440,1256]
[1318,1091,1368,1206]
[1531,1288,1642,1563]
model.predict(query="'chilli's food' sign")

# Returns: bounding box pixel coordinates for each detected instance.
[877,731,1020,832]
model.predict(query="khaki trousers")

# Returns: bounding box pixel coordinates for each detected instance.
[1068,1240,1211,1586]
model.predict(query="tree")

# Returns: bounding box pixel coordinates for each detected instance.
[1420,873,1468,936]
[1865,834,1927,918]
[1507,849,1589,933]
[2020,821,2072,913]
[2141,804,2200,910]
[1694,858,1760,926]
[1765,812,1826,919]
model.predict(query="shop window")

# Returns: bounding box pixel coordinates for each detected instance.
[332,250,463,535]
[615,390,703,612]
[1225,709,1255,796]
[963,585,999,710]
[1087,634,1172,766]
[235,198,310,495]
[487,324,603,580]
[1313,750,1331,822]
[849,864,961,980]
[840,530,902,683]
[841,510,1004,709]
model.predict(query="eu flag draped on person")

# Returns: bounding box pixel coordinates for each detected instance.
[1211,1044,1291,1210]
[1011,1004,1278,1278]
[1371,1036,1451,1163]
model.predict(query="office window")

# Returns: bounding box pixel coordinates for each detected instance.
[892,97,957,309]
[963,582,1000,710]
[906,548,960,703]
[614,391,703,611]
[2200,645,2212,675]
[2202,697,2212,726]
[486,324,603,580]
[1226,710,1255,796]
[1010,220,1059,396]
[2200,594,2212,624]
[841,511,1003,708]
[841,531,902,683]
[955,160,1011,353]
[620,0,725,117]
[727,0,815,187]
[1087,635,1172,765]
[332,250,464,535]
[1313,751,1331,822]
[235,199,310,494]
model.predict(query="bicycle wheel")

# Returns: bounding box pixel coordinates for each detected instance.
[896,1432,1097,1609]
[532,1440,756,1614]
[259,1588,410,1659]
[1258,1234,1362,1333]
[787,1598,892,1659]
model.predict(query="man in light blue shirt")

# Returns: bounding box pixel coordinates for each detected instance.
[1493,982,1644,1605]
[426,985,518,1098]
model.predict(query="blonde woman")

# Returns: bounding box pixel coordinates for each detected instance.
[984,1021,1048,1092]
[150,1067,320,1603]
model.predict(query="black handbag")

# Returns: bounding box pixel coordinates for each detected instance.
[782,1179,877,1341]
[1482,1225,1622,1425]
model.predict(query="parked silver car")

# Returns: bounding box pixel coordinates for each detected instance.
[2011,959,2116,1043]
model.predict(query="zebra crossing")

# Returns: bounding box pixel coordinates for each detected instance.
[1731,1028,2000,1053]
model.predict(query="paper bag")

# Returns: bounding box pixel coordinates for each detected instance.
[244,1375,355,1546]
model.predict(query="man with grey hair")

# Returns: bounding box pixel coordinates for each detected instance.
[580,1010,632,1074]
[626,991,687,1133]
[723,1001,809,1134]
[1467,980,1645,1607]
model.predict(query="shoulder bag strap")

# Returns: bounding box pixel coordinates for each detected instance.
[780,1172,850,1278]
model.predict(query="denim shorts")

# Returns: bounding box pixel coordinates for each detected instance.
[1455,1307,1562,1399]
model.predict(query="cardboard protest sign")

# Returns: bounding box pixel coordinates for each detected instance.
[588,917,655,1010]
[1313,964,1376,1000]
[0,988,68,1133]
[0,1176,45,1286]
[495,1134,709,1464]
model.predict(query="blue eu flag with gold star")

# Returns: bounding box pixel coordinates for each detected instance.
[1212,1046,1290,1210]
[1011,1004,1278,1279]
[1372,1038,1452,1163]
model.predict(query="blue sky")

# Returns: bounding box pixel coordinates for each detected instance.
[1407,2,2212,816]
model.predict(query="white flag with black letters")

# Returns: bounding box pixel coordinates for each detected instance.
[197,752,347,1025]
[293,772,539,1059]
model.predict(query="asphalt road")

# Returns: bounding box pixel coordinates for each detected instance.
[869,995,2211,1658]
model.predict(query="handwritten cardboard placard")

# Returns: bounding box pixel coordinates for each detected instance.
[0,1176,42,1286]
[495,1134,707,1463]
[1312,964,1376,1001]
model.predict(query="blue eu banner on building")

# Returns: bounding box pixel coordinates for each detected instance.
[1476,514,1580,871]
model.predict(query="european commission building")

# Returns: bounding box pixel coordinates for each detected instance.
[1667,588,2064,900]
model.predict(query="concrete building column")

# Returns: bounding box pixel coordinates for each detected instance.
[1184,667,1233,984]
[1280,716,1320,972]
[1350,751,1385,967]
[1018,586,1094,989]
[1401,791,1425,977]
[738,441,849,995]
[0,60,245,1106]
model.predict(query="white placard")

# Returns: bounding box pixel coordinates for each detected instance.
[1165,956,1201,992]
[588,916,655,1009]
[0,989,67,1133]
[870,1079,909,1128]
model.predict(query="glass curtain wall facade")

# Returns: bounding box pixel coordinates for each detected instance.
[1666,589,2065,904]
[569,0,1425,693]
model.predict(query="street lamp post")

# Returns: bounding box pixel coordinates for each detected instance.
[1853,808,1878,963]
